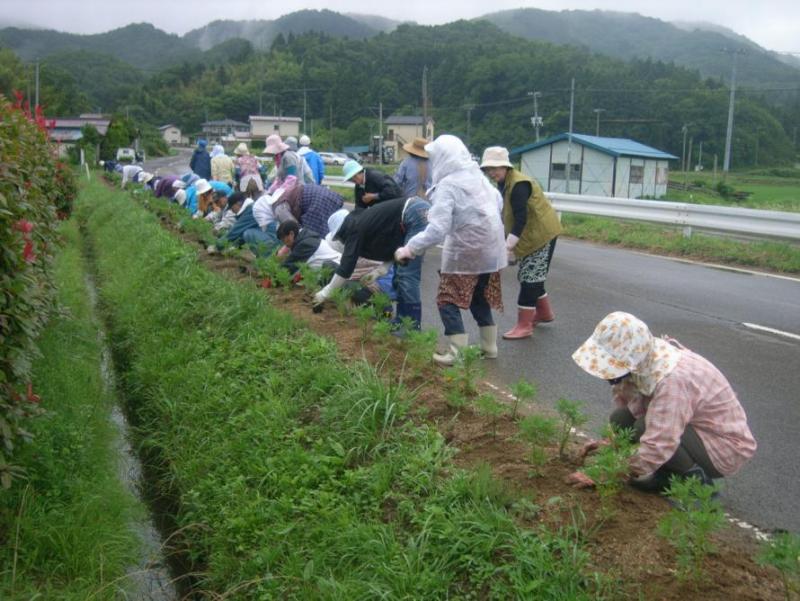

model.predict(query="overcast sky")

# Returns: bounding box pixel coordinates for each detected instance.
[2,0,799,53]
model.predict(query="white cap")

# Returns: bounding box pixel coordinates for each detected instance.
[195,179,212,195]
[174,189,187,206]
[299,134,311,146]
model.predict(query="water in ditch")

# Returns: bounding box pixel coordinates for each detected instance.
[85,272,178,601]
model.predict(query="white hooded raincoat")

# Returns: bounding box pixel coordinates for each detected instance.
[406,135,507,274]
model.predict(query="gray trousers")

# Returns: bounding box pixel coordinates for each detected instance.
[610,407,723,478]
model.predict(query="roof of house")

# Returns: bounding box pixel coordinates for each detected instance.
[249,115,302,123]
[385,115,425,125]
[202,118,249,127]
[51,117,110,136]
[511,133,678,160]
[158,124,178,131]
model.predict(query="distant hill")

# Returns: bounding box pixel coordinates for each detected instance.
[479,8,800,86]
[183,9,379,51]
[345,13,404,32]
[0,23,196,71]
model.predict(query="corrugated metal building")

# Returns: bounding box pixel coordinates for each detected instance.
[511,133,678,199]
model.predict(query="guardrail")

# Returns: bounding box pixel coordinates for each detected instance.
[323,175,354,189]
[546,193,800,241]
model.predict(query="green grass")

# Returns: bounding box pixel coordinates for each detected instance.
[667,170,800,212]
[563,214,800,274]
[0,220,142,600]
[76,179,609,599]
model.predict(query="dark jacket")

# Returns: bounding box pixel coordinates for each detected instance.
[335,197,406,278]
[225,205,259,246]
[354,168,403,210]
[284,228,322,274]
[190,148,211,179]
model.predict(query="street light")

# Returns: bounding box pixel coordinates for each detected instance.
[593,108,606,137]
[527,91,542,141]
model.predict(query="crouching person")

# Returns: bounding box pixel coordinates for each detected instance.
[567,311,757,493]
[276,220,341,282]
[312,196,430,330]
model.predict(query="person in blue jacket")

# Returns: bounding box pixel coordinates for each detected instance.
[297,135,326,185]
[190,139,211,179]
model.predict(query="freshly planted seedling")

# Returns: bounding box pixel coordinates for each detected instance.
[404,328,438,376]
[555,398,589,459]
[474,393,506,438]
[369,291,393,320]
[518,414,558,472]
[658,475,726,582]
[584,426,636,519]
[353,305,374,343]
[296,262,320,290]
[330,286,353,317]
[371,318,393,346]
[509,378,537,420]
[757,532,800,601]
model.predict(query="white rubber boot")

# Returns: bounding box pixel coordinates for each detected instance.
[433,333,469,367]
[479,325,498,359]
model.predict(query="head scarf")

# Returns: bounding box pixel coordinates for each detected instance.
[211,144,225,158]
[425,134,479,189]
[572,311,682,396]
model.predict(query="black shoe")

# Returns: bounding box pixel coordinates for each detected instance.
[629,468,673,494]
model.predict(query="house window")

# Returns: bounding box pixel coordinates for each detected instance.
[630,165,644,184]
[273,124,280,131]
[550,163,581,180]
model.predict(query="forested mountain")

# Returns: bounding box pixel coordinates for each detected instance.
[119,21,795,167]
[0,17,797,167]
[183,10,379,51]
[480,8,800,87]
[0,23,195,71]
[345,14,403,33]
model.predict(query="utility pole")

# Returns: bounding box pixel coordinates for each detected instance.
[466,104,474,149]
[723,48,745,175]
[378,101,383,165]
[34,60,39,109]
[697,141,703,170]
[329,105,334,148]
[593,108,605,137]
[422,66,428,133]
[259,92,262,115]
[681,124,689,173]
[303,87,307,134]
[685,137,693,190]
[527,91,542,141]
[565,78,575,194]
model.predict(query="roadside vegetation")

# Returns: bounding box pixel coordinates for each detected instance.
[0,221,141,600]
[76,180,608,598]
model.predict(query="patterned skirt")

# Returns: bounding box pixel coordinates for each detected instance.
[517,241,555,284]
[436,272,504,311]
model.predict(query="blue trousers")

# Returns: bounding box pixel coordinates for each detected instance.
[394,197,430,305]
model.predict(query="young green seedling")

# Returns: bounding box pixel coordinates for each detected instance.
[474,393,506,439]
[555,398,589,459]
[329,286,352,317]
[757,532,800,601]
[509,378,537,420]
[353,305,374,343]
[518,414,558,473]
[369,291,393,320]
[584,425,636,519]
[404,328,438,376]
[658,475,726,582]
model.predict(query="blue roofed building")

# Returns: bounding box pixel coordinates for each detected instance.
[510,133,678,199]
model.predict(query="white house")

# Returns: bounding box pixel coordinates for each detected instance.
[158,124,183,145]
[249,115,302,139]
[383,115,435,162]
[511,133,678,199]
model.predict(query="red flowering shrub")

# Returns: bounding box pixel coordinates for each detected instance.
[0,93,74,487]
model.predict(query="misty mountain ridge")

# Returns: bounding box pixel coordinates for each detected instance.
[1,8,797,86]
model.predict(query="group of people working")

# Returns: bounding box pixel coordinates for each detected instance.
[135,130,756,499]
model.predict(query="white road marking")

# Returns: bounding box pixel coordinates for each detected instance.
[626,250,800,283]
[742,322,800,342]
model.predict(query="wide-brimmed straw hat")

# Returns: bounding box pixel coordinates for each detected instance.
[402,137,429,159]
[234,142,249,156]
[480,146,513,169]
[264,134,289,155]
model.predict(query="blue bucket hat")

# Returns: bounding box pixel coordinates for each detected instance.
[342,159,364,182]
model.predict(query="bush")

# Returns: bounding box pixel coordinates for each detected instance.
[0,93,76,487]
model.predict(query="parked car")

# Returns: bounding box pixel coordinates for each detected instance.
[116,147,136,163]
[334,153,349,164]
[319,152,346,166]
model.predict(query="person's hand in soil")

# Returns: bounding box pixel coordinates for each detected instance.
[578,439,610,463]
[565,471,596,489]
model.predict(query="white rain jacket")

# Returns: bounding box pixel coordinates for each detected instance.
[406,135,507,274]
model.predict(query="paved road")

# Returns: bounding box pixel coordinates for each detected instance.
[143,147,194,175]
[420,240,800,533]
[140,152,800,532]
